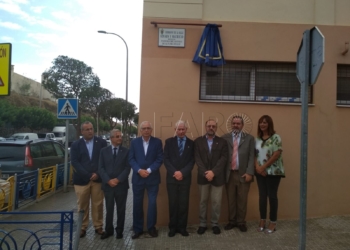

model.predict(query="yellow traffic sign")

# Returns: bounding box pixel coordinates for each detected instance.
[0,43,12,96]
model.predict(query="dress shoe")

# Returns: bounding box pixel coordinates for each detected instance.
[197,226,207,235]
[148,228,158,237]
[257,219,266,232]
[177,229,189,237]
[131,232,143,239]
[238,224,248,232]
[95,228,104,235]
[168,229,176,237]
[80,229,86,238]
[116,232,123,239]
[100,232,113,240]
[212,226,221,235]
[224,223,237,230]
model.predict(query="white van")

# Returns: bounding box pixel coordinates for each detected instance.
[10,133,38,140]
[52,125,77,146]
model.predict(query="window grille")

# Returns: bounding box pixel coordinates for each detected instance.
[337,64,350,105]
[199,61,312,103]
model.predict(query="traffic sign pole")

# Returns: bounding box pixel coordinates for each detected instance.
[57,98,78,193]
[296,26,324,250]
[299,30,310,250]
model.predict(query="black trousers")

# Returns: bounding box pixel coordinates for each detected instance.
[256,175,281,221]
[166,182,191,230]
[104,188,128,234]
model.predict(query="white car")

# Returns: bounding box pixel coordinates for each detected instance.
[0,137,6,141]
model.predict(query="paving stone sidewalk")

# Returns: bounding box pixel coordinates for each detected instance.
[1,186,350,250]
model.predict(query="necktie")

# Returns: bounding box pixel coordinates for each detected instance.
[179,138,184,156]
[113,147,117,159]
[231,134,238,170]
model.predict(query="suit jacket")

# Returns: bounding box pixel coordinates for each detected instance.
[222,132,255,183]
[71,136,108,185]
[128,136,163,186]
[98,145,131,192]
[164,136,195,185]
[194,135,228,186]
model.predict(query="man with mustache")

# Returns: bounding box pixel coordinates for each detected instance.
[222,115,255,232]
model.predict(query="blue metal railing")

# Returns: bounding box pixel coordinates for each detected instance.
[0,210,82,250]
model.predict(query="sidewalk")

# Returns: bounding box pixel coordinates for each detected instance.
[2,186,350,250]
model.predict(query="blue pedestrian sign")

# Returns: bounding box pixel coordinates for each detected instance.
[57,98,78,119]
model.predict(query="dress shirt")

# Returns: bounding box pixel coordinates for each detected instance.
[177,136,186,151]
[111,146,119,155]
[142,137,152,173]
[206,135,215,153]
[232,132,241,169]
[84,139,94,160]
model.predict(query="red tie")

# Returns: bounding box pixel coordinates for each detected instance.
[231,134,238,170]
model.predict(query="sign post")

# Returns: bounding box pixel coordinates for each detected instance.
[57,98,78,192]
[0,43,12,96]
[296,26,324,250]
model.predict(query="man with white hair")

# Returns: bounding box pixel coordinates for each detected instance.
[128,121,163,239]
[164,120,195,237]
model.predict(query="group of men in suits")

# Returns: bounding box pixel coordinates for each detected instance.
[71,115,254,240]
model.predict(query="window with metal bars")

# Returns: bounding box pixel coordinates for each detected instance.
[199,61,312,103]
[337,64,350,105]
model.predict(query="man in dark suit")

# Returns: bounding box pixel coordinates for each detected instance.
[128,121,163,239]
[71,121,107,238]
[194,119,228,235]
[164,120,195,237]
[222,115,255,232]
[98,129,131,240]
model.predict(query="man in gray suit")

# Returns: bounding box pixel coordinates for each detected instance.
[98,129,131,239]
[222,116,255,232]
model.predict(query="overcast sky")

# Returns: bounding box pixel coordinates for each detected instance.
[0,0,143,109]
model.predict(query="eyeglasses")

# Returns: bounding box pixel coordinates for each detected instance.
[206,125,216,128]
[110,135,121,138]
[141,127,152,130]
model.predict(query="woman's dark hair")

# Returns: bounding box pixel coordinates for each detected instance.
[257,115,275,138]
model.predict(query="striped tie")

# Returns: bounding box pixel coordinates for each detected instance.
[179,138,184,156]
[231,134,238,170]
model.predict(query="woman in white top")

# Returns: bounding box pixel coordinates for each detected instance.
[255,115,285,234]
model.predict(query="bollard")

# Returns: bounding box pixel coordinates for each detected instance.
[73,209,84,250]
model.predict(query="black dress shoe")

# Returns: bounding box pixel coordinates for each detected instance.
[148,228,158,237]
[116,232,123,239]
[168,229,176,237]
[131,232,143,239]
[177,229,189,237]
[80,229,86,238]
[238,224,248,232]
[101,232,113,240]
[212,226,221,235]
[197,226,207,235]
[95,228,104,235]
[224,223,237,230]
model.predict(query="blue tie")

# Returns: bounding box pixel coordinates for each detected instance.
[179,138,184,156]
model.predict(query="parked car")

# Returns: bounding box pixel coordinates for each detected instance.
[52,125,77,146]
[0,139,69,179]
[37,133,58,142]
[8,133,38,140]
[0,137,6,141]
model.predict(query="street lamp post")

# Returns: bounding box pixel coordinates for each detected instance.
[98,30,129,146]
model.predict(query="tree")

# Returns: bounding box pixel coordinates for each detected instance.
[13,107,55,131]
[0,99,17,126]
[18,81,31,96]
[80,86,113,122]
[97,98,137,134]
[42,55,101,138]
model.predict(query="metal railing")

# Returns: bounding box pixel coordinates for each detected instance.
[0,210,84,250]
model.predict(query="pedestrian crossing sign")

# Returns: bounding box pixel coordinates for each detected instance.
[57,98,78,119]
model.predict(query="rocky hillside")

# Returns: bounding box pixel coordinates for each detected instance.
[2,91,57,113]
